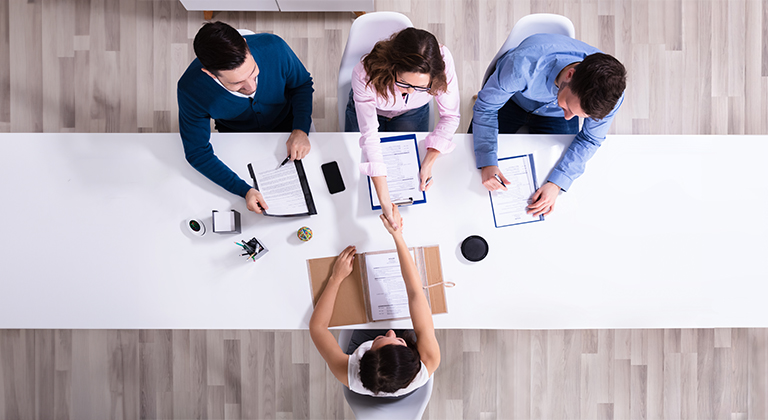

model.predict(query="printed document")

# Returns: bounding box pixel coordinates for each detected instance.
[369,138,423,207]
[364,250,416,321]
[254,160,309,216]
[490,154,543,227]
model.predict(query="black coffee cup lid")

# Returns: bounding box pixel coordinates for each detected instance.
[461,235,488,262]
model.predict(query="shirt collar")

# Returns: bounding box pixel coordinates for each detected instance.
[547,57,580,97]
[212,76,256,99]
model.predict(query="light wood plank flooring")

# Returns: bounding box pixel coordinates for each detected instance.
[0,0,767,134]
[1,329,767,419]
[2,1,768,419]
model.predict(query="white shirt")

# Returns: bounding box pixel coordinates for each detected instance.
[213,76,257,99]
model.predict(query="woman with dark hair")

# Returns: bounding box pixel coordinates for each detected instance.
[346,27,460,228]
[309,204,441,397]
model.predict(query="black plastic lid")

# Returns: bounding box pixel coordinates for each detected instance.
[461,235,488,262]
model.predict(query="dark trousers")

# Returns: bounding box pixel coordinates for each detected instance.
[345,89,429,133]
[469,98,579,134]
[214,107,295,133]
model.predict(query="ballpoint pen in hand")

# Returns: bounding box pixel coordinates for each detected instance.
[247,163,258,187]
[276,155,290,169]
[493,173,506,188]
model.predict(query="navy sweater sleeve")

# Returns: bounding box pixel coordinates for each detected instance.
[177,78,253,198]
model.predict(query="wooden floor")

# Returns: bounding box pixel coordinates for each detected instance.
[2,0,768,419]
[0,0,767,134]
[0,329,766,419]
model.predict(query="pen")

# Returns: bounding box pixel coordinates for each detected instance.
[425,176,432,186]
[493,173,506,188]
[237,241,254,253]
[247,163,258,188]
[277,155,290,169]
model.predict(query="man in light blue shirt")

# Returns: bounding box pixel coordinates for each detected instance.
[472,33,626,217]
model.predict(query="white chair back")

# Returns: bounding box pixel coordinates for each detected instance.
[481,13,575,87]
[338,330,434,420]
[337,12,413,131]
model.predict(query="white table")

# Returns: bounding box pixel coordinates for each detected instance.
[1,133,766,329]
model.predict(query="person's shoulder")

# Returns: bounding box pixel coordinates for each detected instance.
[352,60,366,76]
[437,45,458,80]
[520,33,601,54]
[351,60,369,86]
[178,58,208,94]
[177,59,223,109]
[246,32,291,53]
[439,44,455,63]
[247,33,300,71]
[245,32,283,43]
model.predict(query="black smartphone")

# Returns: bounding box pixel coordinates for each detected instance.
[321,161,345,194]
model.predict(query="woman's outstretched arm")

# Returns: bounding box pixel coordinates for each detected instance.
[380,205,441,374]
[309,245,356,386]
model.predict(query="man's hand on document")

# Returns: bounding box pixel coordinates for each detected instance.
[526,182,561,217]
[245,188,269,214]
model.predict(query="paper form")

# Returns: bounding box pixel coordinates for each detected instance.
[370,139,423,207]
[490,154,543,227]
[364,250,416,321]
[254,160,309,216]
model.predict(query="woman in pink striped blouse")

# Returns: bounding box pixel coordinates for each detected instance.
[345,28,460,228]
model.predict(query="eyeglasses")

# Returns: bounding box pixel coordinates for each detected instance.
[395,80,431,92]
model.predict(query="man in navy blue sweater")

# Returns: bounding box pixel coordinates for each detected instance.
[178,22,314,213]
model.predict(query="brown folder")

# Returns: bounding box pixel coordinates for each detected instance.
[307,246,448,327]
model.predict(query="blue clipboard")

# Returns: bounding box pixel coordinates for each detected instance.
[367,134,426,210]
[490,154,544,228]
